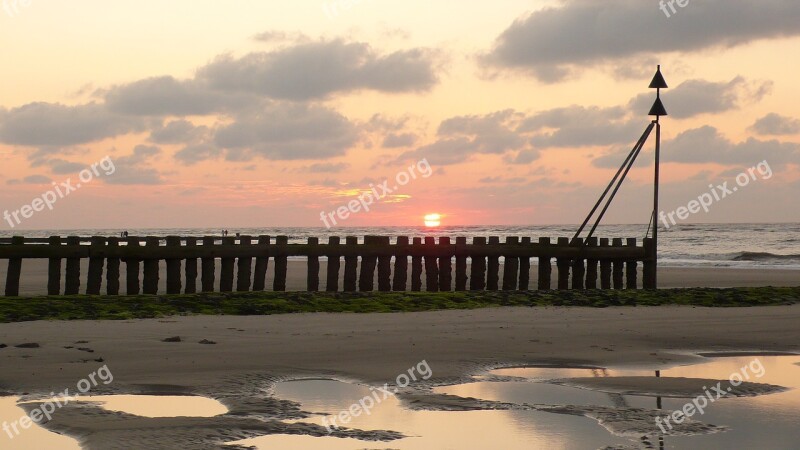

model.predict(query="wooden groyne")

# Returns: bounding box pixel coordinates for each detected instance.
[0,235,656,296]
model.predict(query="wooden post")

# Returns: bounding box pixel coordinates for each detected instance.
[359,236,378,292]
[253,235,270,291]
[411,237,423,291]
[65,236,81,295]
[626,237,638,289]
[184,237,198,294]
[556,237,570,290]
[86,236,106,295]
[5,236,23,296]
[106,237,120,295]
[273,236,288,291]
[455,237,468,291]
[307,237,320,291]
[220,237,235,292]
[502,237,519,290]
[126,236,141,295]
[599,238,612,289]
[423,237,439,292]
[343,236,358,291]
[585,237,598,289]
[643,237,656,289]
[166,236,182,294]
[487,236,500,290]
[438,237,452,291]
[519,237,531,290]
[237,236,253,292]
[201,236,215,292]
[538,237,551,290]
[326,237,341,292]
[143,237,160,294]
[612,238,624,290]
[377,237,392,292]
[393,236,409,291]
[470,237,486,290]
[571,237,585,290]
[47,236,62,295]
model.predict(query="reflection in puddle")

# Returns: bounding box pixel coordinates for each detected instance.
[0,395,227,450]
[235,356,800,450]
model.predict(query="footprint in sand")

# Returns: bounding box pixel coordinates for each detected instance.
[15,342,40,348]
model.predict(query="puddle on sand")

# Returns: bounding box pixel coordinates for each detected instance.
[0,395,227,450]
[233,356,800,450]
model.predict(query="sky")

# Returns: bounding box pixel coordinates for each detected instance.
[1,0,799,230]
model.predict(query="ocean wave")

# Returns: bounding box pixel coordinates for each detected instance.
[730,252,800,262]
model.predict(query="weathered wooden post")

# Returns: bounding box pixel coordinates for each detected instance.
[423,237,439,292]
[86,236,106,295]
[106,237,121,295]
[377,236,392,292]
[273,236,289,291]
[184,237,198,294]
[411,237,423,291]
[166,236,182,294]
[454,237,468,291]
[585,237,598,289]
[393,236,409,291]
[143,237,160,294]
[237,236,253,292]
[470,237,487,290]
[126,236,141,295]
[65,236,81,295]
[201,236,216,292]
[359,236,378,292]
[438,237,452,291]
[487,236,500,290]
[47,236,62,295]
[307,237,320,292]
[502,237,519,290]
[5,236,23,296]
[519,237,531,290]
[599,238,612,289]
[220,237,235,292]
[571,237,585,290]
[253,235,270,291]
[612,238,624,289]
[343,236,358,291]
[626,238,638,289]
[538,237,552,290]
[556,237,571,290]
[643,237,656,289]
[326,236,341,292]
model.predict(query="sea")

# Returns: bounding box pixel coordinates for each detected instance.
[2,223,799,269]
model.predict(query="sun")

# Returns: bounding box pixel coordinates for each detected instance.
[424,213,441,227]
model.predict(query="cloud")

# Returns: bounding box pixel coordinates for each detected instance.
[198,39,438,100]
[303,162,349,173]
[213,102,359,161]
[149,120,209,144]
[7,175,52,185]
[104,76,252,116]
[174,143,223,165]
[628,77,772,119]
[749,113,800,135]
[34,158,87,175]
[382,132,417,148]
[399,110,535,165]
[520,105,643,148]
[0,102,141,146]
[104,145,165,185]
[593,125,800,168]
[485,0,800,81]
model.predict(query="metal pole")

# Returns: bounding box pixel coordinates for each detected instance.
[653,119,661,288]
